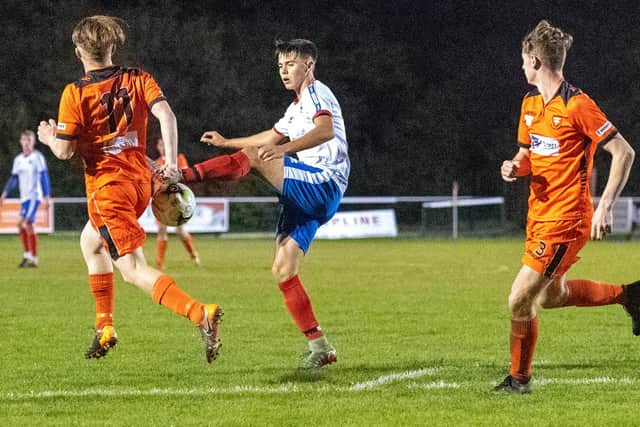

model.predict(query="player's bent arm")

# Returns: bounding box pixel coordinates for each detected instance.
[38,119,76,160]
[201,129,286,149]
[501,147,530,182]
[597,133,635,211]
[49,138,77,160]
[151,101,178,165]
[280,115,334,154]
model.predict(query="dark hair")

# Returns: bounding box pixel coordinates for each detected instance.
[275,39,318,61]
[522,20,573,71]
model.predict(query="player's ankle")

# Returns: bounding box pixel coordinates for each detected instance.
[308,334,329,352]
[181,166,201,183]
[305,327,325,342]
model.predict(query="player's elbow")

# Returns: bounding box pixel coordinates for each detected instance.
[624,145,635,165]
[317,126,334,143]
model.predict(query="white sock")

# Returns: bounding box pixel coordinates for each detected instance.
[23,252,31,260]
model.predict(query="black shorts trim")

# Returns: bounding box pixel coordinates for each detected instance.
[98,225,121,260]
[544,243,568,278]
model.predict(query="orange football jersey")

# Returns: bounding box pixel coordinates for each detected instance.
[517,81,618,222]
[155,153,189,169]
[56,66,166,192]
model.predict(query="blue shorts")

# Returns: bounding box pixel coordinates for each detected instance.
[276,157,342,253]
[20,199,41,223]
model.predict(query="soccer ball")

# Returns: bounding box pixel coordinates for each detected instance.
[151,183,196,226]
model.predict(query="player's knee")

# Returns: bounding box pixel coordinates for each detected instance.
[538,289,568,309]
[241,147,260,166]
[508,292,533,317]
[118,268,138,285]
[271,260,298,282]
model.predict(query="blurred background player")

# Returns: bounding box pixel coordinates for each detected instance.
[37,15,222,363]
[496,20,637,393]
[0,130,51,268]
[183,39,349,368]
[154,138,199,269]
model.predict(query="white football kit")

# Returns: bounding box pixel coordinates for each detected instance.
[272,80,350,252]
[11,151,49,202]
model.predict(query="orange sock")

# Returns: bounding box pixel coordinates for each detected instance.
[181,234,198,259]
[509,317,538,384]
[89,273,114,330]
[279,275,323,340]
[157,239,167,269]
[564,280,625,307]
[182,151,251,183]
[151,274,203,325]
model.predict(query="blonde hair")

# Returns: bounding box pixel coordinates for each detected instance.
[522,20,573,71]
[21,130,35,139]
[72,15,126,61]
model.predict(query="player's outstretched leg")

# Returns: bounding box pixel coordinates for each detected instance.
[148,274,223,363]
[539,278,639,335]
[274,237,336,369]
[182,151,251,183]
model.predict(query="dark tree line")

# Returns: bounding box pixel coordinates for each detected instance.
[1,0,639,217]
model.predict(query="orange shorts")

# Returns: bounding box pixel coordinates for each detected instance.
[522,219,590,279]
[87,180,151,259]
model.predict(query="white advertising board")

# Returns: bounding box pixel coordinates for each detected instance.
[316,209,398,239]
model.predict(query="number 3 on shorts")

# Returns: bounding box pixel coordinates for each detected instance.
[535,240,547,257]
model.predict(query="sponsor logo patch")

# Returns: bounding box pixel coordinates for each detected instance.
[552,116,562,128]
[57,122,66,130]
[529,133,560,156]
[596,121,612,137]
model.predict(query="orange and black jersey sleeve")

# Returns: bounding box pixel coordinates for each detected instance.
[56,83,82,140]
[568,93,617,146]
[142,71,166,110]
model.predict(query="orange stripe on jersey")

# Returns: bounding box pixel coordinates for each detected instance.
[56,66,166,193]
[516,81,617,222]
[155,153,189,169]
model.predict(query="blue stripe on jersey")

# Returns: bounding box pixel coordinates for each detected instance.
[284,156,323,173]
[308,84,322,112]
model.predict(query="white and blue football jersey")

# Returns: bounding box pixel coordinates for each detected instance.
[273,80,350,193]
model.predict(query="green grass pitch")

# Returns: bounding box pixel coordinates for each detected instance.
[1,234,640,426]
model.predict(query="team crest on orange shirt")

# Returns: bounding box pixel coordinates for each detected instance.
[524,114,534,127]
[552,115,562,128]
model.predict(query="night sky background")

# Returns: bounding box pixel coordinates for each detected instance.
[1,0,639,210]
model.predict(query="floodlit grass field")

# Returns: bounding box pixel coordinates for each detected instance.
[2,234,640,426]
